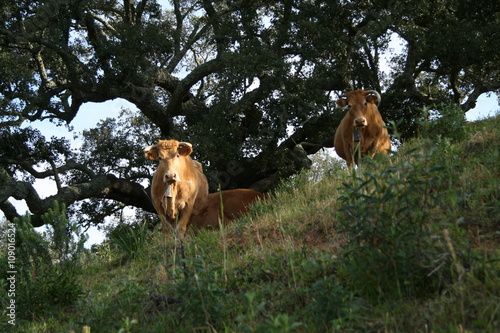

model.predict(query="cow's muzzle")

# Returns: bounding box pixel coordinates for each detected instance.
[164,173,180,184]
[354,117,367,127]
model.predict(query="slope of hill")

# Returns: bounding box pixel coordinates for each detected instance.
[4,113,500,332]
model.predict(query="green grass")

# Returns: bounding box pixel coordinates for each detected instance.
[3,113,500,332]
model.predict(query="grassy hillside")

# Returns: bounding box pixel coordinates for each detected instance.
[3,112,500,332]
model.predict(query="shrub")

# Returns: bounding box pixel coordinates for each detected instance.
[337,146,455,300]
[168,254,228,331]
[423,104,467,142]
[41,201,88,263]
[108,221,149,259]
[0,202,87,319]
[308,275,365,331]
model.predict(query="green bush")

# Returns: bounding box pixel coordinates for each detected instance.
[423,104,467,142]
[108,221,149,259]
[307,275,364,331]
[41,201,88,263]
[337,146,456,300]
[1,202,87,319]
[169,254,228,330]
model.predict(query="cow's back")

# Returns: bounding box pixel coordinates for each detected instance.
[190,189,264,229]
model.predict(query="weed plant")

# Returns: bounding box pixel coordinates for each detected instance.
[337,144,454,300]
[108,221,149,259]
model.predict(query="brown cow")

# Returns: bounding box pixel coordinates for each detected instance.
[334,89,391,167]
[144,140,208,237]
[189,189,264,230]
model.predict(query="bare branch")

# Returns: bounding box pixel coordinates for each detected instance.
[87,9,117,33]
[49,160,62,191]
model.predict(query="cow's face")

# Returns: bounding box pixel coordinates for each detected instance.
[144,140,193,184]
[337,90,380,128]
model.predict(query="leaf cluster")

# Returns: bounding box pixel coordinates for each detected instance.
[77,108,159,181]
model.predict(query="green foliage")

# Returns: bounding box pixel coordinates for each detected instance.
[308,276,364,331]
[108,221,149,259]
[169,249,229,330]
[337,143,459,300]
[78,109,160,178]
[11,115,500,332]
[118,317,139,333]
[423,104,468,142]
[236,291,304,333]
[41,201,88,263]
[264,313,303,333]
[0,202,87,319]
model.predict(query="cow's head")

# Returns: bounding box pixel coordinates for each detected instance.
[337,90,381,128]
[144,140,193,184]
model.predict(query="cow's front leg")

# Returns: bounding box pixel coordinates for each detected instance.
[346,143,355,168]
[176,204,194,237]
[159,215,171,235]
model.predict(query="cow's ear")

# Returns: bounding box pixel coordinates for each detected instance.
[336,96,348,108]
[366,95,377,104]
[178,142,193,156]
[365,90,381,105]
[144,145,158,160]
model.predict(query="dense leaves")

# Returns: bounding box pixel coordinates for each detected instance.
[0,0,498,226]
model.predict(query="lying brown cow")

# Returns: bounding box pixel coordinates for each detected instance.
[334,89,391,167]
[144,140,208,237]
[189,189,264,230]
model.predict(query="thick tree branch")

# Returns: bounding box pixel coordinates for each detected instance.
[165,58,223,117]
[461,83,500,112]
[104,174,154,211]
[1,173,154,227]
[201,0,228,55]
[279,112,338,154]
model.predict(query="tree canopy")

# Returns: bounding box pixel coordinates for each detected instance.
[1,0,499,227]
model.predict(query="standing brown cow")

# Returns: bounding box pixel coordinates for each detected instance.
[144,140,209,237]
[334,89,391,167]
